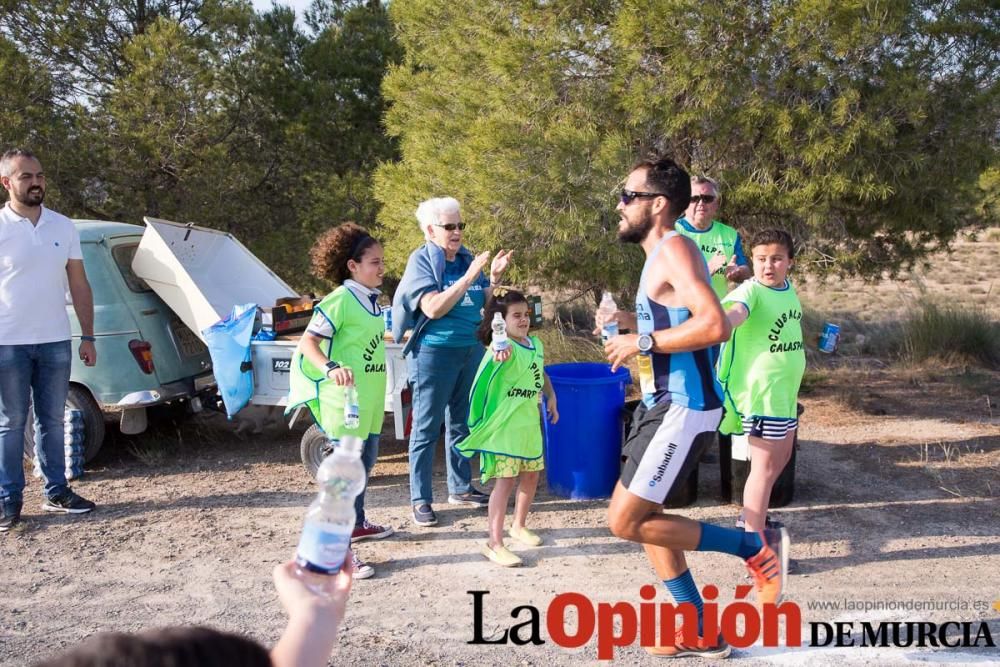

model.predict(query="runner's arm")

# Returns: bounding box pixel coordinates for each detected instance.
[648,236,731,352]
[603,237,730,370]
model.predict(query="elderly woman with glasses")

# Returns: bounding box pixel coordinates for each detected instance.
[391,197,512,527]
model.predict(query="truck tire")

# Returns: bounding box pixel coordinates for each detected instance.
[300,424,333,479]
[22,385,107,464]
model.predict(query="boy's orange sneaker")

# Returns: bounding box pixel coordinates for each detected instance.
[745,527,790,605]
[645,629,731,659]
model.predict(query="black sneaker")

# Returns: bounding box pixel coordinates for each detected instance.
[448,489,490,506]
[412,503,438,526]
[42,489,96,514]
[0,499,22,532]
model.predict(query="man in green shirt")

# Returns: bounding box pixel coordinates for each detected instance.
[674,176,751,299]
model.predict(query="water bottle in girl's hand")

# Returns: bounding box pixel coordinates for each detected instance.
[343,385,360,429]
[491,311,509,352]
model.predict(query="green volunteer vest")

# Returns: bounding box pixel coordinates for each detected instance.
[674,219,742,299]
[455,335,545,482]
[287,286,387,439]
[717,279,805,434]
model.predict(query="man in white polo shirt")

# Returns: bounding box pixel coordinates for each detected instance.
[0,148,97,532]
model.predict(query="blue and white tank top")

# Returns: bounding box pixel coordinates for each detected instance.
[635,232,723,411]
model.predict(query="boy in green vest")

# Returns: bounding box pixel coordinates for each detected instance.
[287,223,394,580]
[717,229,805,535]
[674,176,751,299]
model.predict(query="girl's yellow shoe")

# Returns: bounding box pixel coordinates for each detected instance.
[481,542,522,567]
[508,525,542,547]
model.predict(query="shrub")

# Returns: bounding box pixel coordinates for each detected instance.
[536,325,606,364]
[902,302,1000,369]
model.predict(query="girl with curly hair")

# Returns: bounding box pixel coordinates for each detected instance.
[287,223,394,580]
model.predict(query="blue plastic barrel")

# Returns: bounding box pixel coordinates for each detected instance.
[542,362,631,499]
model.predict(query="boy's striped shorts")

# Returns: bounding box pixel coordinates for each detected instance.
[741,415,798,440]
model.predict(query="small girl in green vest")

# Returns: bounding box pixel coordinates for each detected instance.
[287,222,394,580]
[455,288,558,567]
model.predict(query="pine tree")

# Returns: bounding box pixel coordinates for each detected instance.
[376,0,999,288]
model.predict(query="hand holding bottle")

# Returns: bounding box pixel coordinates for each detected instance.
[325,366,354,386]
[271,557,354,667]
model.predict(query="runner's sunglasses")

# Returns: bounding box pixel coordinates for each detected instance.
[620,189,665,205]
[689,194,717,204]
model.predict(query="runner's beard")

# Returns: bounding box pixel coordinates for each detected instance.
[617,209,653,244]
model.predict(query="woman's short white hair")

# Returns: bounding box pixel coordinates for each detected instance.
[415,197,461,239]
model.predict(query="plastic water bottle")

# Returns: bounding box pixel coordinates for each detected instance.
[491,311,509,352]
[63,409,85,480]
[598,291,619,343]
[343,385,360,429]
[295,436,366,595]
[64,432,85,480]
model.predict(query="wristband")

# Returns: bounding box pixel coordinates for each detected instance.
[81,335,96,342]
[325,360,340,375]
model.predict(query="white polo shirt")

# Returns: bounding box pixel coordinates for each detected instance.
[0,203,82,344]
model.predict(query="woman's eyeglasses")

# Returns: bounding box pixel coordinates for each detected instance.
[689,194,717,204]
[620,189,664,205]
[434,222,466,231]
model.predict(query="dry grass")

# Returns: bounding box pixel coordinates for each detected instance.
[104,407,233,466]
[535,320,606,364]
[797,229,999,322]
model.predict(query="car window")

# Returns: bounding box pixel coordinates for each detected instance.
[111,243,152,293]
[80,243,124,307]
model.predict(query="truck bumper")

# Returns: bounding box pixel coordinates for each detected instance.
[115,373,216,407]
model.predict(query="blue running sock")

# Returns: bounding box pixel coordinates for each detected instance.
[696,521,763,560]
[664,570,704,634]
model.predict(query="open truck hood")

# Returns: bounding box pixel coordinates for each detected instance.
[131,217,299,341]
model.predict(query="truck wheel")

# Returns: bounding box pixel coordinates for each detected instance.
[22,385,107,465]
[300,424,333,479]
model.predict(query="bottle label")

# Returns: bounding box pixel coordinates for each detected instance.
[296,521,352,575]
[636,352,655,395]
[601,322,618,343]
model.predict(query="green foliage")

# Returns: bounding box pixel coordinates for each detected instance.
[377,0,999,289]
[0,1,401,290]
[378,1,637,289]
[0,36,86,210]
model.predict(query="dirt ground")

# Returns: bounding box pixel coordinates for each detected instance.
[2,366,999,666]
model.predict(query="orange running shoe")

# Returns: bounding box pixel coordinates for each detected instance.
[745,527,790,605]
[645,629,731,659]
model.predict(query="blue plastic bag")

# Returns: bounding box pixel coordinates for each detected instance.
[203,304,257,418]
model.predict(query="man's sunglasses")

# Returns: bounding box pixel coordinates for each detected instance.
[434,222,466,231]
[689,194,717,204]
[620,189,665,205]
